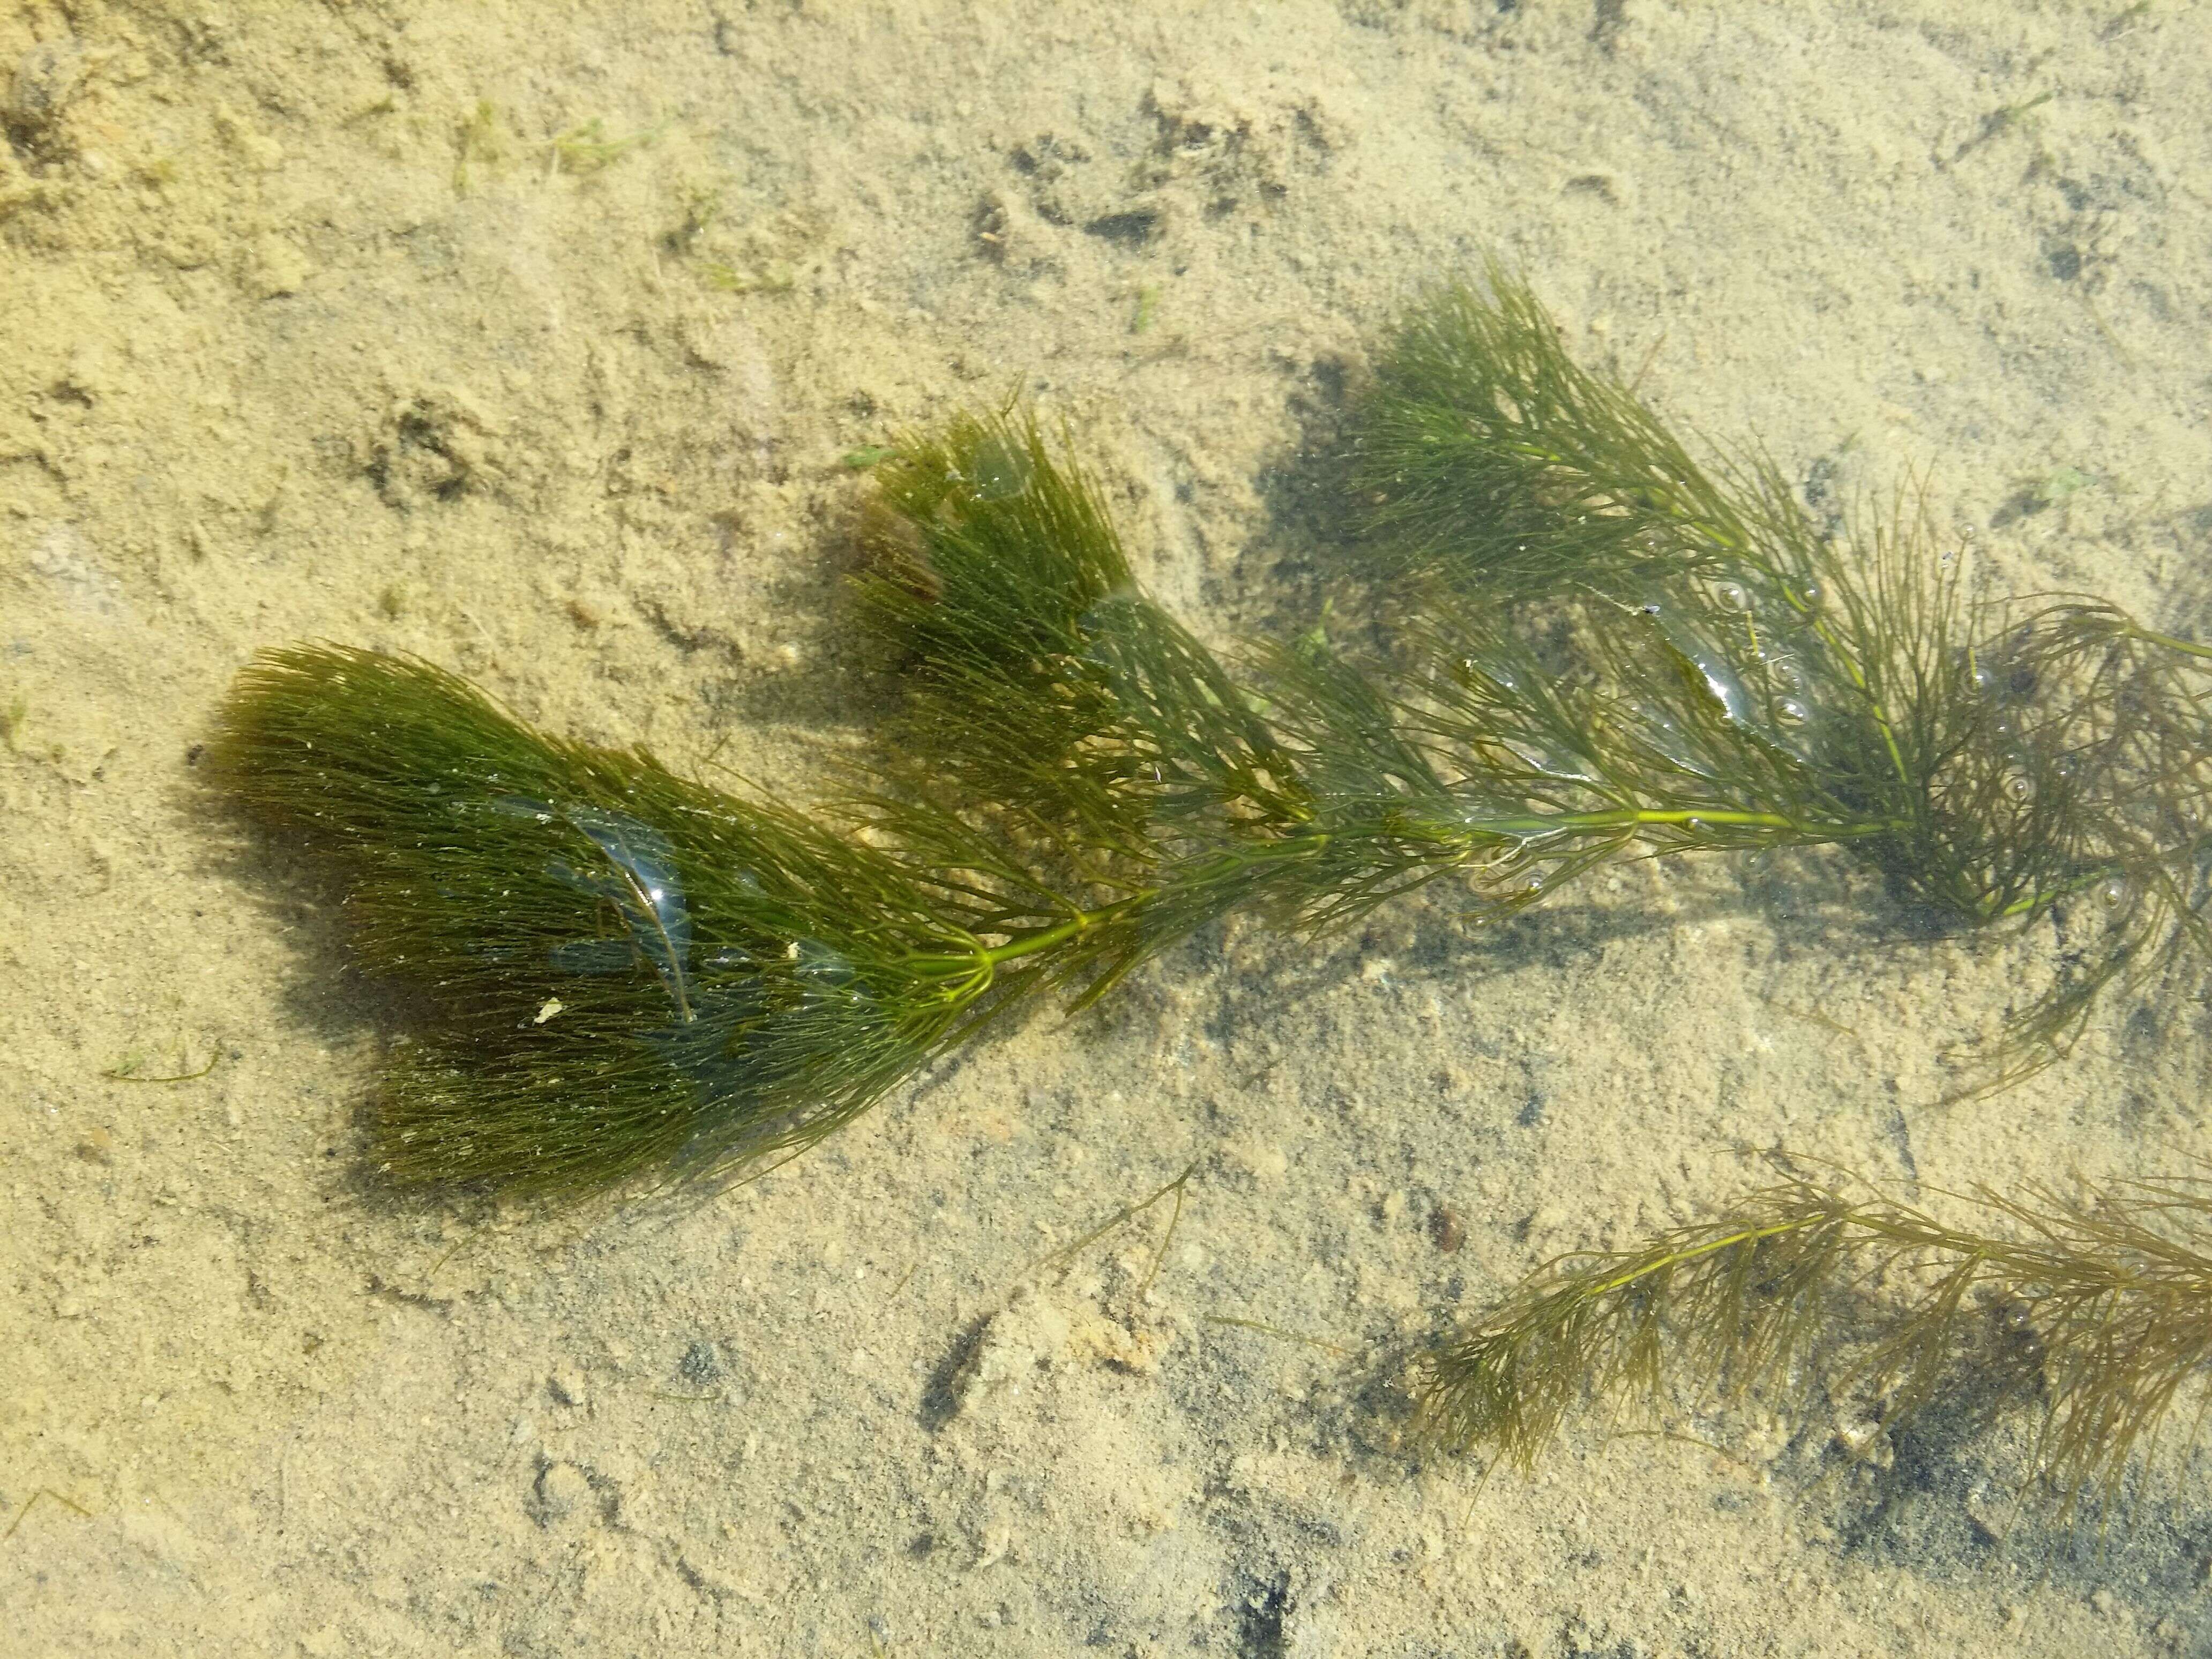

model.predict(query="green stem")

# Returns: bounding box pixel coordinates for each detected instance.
[1986,826,2212,921]
[904,835,1334,985]
[1810,610,1914,798]
[978,896,1133,967]
[1994,868,2113,922]
[1440,806,1904,842]
[1581,1213,1829,1303]
[2129,624,2212,663]
[909,801,1910,992]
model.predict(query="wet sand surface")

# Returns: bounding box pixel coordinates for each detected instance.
[4,4,2210,1654]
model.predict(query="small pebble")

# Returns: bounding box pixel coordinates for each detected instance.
[678,1340,722,1387]
[1429,1203,1464,1253]
[1834,1420,1893,1468]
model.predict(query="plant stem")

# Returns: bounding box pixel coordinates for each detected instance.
[909,798,1912,1001]
[1581,1215,1825,1302]
[1440,806,1904,842]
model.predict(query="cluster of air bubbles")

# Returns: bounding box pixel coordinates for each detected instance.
[1711,580,1753,614]
[790,938,854,982]
[1769,658,1806,694]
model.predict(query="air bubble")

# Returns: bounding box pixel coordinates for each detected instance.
[2004,772,2035,803]
[1795,579,1824,614]
[1776,698,1811,726]
[1770,659,1805,694]
[1713,581,1752,613]
[792,938,857,984]
[2096,876,2131,914]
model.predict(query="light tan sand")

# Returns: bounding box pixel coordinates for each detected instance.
[4,2,2209,1653]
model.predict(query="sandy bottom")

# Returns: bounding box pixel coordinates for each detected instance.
[5,3,2210,1654]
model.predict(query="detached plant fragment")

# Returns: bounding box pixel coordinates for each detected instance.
[1421,1171,2212,1518]
[217,273,2212,1203]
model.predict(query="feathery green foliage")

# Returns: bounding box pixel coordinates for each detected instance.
[214,427,1498,1193]
[214,273,2212,1199]
[1350,272,2212,1084]
[215,647,1060,1193]
[1351,265,1758,602]
[1418,1174,2212,1515]
[849,410,1603,990]
[854,411,1311,885]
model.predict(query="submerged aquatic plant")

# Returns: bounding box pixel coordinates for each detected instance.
[216,274,2212,1197]
[1417,1172,2212,1516]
